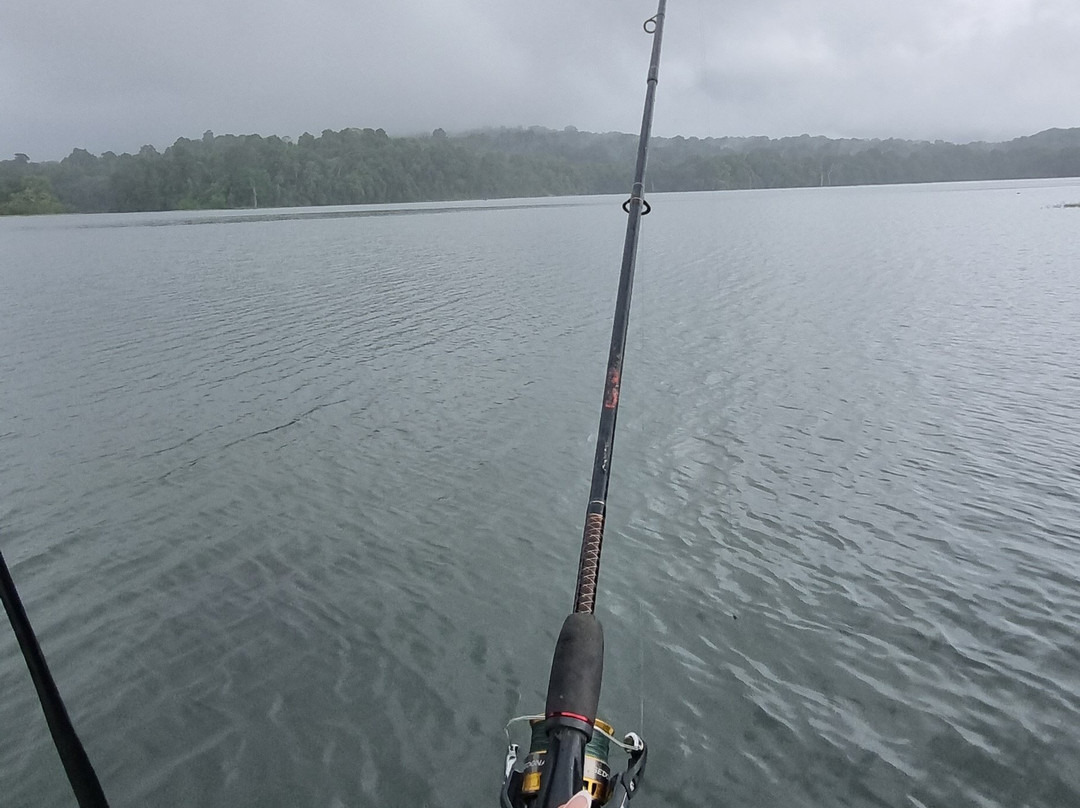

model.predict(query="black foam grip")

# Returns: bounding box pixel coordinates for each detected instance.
[545,613,604,722]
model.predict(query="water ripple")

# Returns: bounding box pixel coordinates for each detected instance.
[3,183,1080,807]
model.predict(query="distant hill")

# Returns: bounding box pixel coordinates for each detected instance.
[3,126,1080,215]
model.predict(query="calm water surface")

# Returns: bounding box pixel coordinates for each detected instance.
[2,182,1080,807]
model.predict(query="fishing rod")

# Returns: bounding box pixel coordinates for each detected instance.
[0,550,111,808]
[501,2,667,806]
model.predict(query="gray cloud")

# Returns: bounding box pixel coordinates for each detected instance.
[3,0,1078,161]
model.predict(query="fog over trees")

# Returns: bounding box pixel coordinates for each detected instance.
[3,126,1080,215]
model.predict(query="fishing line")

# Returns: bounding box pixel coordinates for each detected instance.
[639,598,646,736]
[635,229,649,369]
[634,226,648,743]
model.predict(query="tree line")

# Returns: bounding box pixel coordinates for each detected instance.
[3,125,1080,215]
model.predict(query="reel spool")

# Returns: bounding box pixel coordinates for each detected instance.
[521,718,614,804]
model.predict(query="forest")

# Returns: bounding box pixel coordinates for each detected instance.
[3,125,1080,215]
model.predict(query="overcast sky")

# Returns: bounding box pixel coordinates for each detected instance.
[4,0,1079,161]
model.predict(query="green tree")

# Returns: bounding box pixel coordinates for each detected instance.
[0,176,67,214]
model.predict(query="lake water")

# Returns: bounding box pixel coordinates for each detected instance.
[2,180,1080,808]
